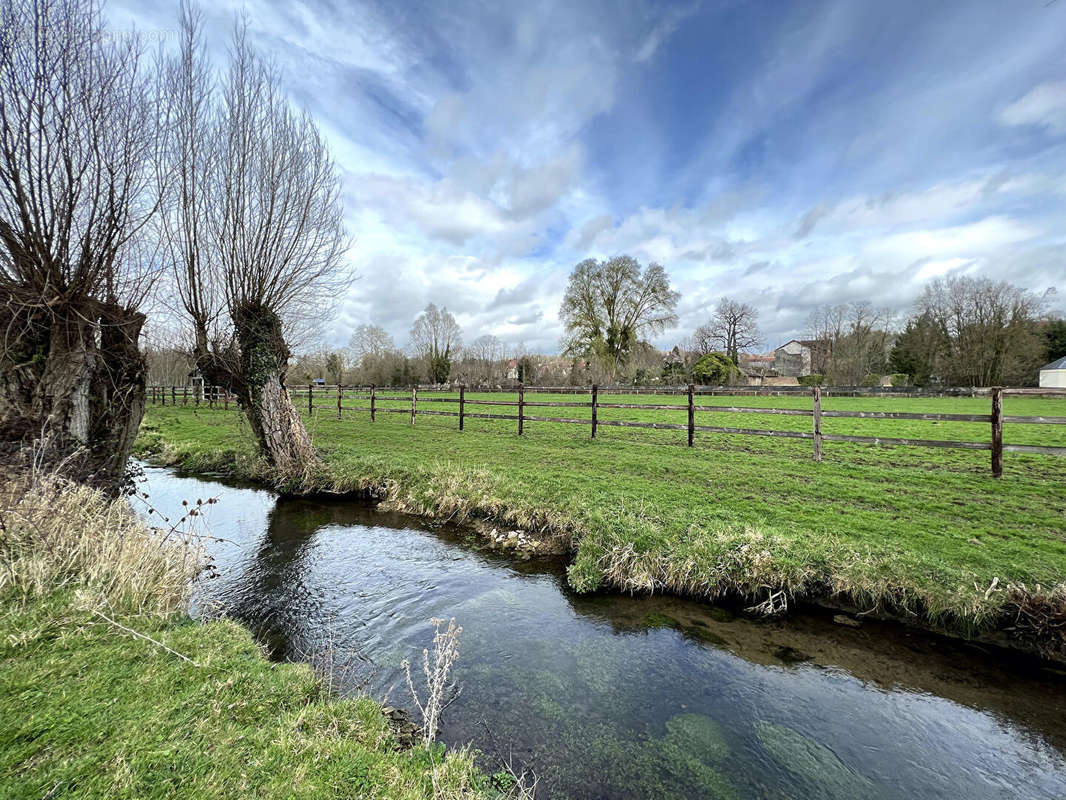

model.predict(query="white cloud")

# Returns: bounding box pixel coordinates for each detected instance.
[634,2,700,63]
[1000,82,1066,134]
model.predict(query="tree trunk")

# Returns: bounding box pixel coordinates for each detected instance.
[231,303,317,480]
[0,299,146,490]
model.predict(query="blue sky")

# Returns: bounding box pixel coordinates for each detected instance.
[112,0,1066,354]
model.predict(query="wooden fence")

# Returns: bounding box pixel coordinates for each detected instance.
[148,383,1066,477]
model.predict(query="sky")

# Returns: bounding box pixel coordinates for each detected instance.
[110,0,1066,355]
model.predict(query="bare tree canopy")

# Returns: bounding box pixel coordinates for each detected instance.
[410,303,461,383]
[0,0,163,485]
[559,255,679,378]
[348,324,396,362]
[159,5,349,476]
[806,301,894,383]
[693,298,760,363]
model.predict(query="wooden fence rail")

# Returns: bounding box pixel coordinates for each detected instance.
[149,382,1066,477]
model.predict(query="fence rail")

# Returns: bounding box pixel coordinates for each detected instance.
[148,382,1066,477]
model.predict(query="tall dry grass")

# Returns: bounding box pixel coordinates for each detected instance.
[0,473,202,616]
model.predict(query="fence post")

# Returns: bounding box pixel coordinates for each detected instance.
[687,384,695,447]
[591,384,598,439]
[518,383,525,435]
[308,383,313,416]
[411,386,417,425]
[991,386,1003,478]
[224,390,228,410]
[171,385,176,406]
[209,386,214,408]
[337,384,342,420]
[370,384,376,422]
[813,385,823,462]
[183,385,188,406]
[459,384,465,430]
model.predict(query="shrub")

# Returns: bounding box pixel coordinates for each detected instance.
[861,374,882,387]
[797,374,825,386]
[890,373,910,387]
[692,352,739,385]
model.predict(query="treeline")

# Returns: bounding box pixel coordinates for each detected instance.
[146,268,1064,391]
[889,276,1060,386]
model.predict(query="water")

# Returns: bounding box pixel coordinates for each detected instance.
[137,464,1066,799]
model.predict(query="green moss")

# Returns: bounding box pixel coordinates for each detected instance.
[755,721,873,798]
[664,713,730,762]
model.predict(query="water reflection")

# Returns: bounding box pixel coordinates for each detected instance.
[138,464,1066,800]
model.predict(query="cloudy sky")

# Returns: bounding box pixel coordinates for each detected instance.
[112,0,1066,354]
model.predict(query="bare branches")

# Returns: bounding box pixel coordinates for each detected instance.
[0,0,162,310]
[693,298,760,363]
[214,20,348,321]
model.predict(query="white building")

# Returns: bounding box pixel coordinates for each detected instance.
[1039,357,1066,388]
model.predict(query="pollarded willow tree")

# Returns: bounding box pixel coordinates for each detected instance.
[0,0,163,486]
[161,6,348,478]
[559,255,679,380]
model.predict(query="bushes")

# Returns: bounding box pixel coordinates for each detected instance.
[797,374,825,386]
[692,352,739,385]
[890,373,910,387]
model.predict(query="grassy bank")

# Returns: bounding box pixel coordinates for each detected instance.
[136,392,1066,659]
[0,476,488,799]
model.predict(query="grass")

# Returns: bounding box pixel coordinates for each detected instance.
[136,390,1066,657]
[0,475,489,799]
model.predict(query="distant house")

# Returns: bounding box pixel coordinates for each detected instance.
[739,353,776,374]
[1040,357,1066,388]
[773,339,830,377]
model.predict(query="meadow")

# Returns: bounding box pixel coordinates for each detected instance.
[138,389,1066,654]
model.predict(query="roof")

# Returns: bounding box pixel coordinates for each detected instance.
[1042,356,1066,371]
[775,339,829,351]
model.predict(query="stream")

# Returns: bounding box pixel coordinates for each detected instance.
[136,463,1066,799]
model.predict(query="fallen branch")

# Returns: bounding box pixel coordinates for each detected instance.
[92,610,200,667]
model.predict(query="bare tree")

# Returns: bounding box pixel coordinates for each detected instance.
[559,255,679,379]
[0,0,163,486]
[463,333,504,382]
[693,298,760,363]
[410,304,461,384]
[348,323,395,363]
[161,9,348,477]
[806,302,894,383]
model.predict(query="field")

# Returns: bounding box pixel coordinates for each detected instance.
[138,390,1066,651]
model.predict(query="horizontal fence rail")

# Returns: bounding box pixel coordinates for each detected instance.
[148,382,1066,477]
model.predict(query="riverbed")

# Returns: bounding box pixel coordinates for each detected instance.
[137,463,1066,799]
